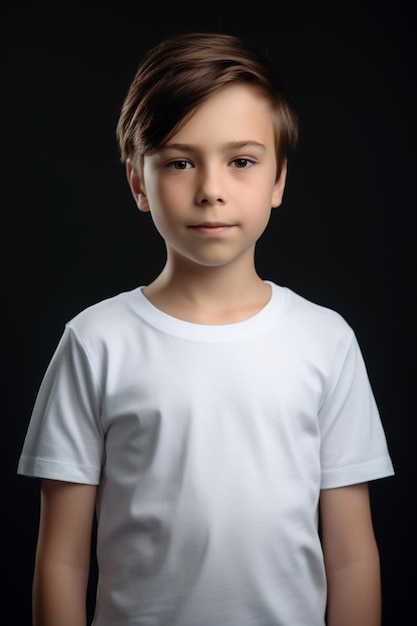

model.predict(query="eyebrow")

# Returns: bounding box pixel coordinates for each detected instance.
[160,140,267,153]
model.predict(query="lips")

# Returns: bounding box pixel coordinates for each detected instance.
[188,222,234,235]
[190,222,232,228]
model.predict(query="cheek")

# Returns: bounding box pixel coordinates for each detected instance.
[150,175,187,206]
[146,186,183,234]
[243,178,276,210]
[244,188,274,231]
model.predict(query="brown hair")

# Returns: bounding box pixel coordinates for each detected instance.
[116,32,299,178]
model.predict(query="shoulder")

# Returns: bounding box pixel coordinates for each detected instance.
[267,283,358,369]
[277,284,354,340]
[66,286,144,344]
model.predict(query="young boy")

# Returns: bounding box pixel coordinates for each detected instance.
[18,32,394,625]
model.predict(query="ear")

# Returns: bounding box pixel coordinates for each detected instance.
[271,160,287,208]
[126,159,150,212]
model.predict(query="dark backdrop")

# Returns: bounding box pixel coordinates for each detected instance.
[3,3,416,624]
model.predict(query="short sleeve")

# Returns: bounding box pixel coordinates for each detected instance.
[17,324,104,484]
[319,331,394,488]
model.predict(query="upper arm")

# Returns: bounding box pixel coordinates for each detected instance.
[36,478,97,571]
[319,482,379,572]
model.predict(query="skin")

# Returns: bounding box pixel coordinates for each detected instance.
[32,84,382,625]
[33,481,96,626]
[127,84,286,324]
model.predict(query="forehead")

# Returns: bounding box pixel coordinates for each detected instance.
[167,83,275,147]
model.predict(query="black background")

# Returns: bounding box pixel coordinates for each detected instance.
[3,2,416,624]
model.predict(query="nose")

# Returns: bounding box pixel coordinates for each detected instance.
[195,166,226,206]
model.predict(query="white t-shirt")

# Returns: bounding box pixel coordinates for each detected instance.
[18,282,394,625]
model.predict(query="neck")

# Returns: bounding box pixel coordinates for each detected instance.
[143,256,270,324]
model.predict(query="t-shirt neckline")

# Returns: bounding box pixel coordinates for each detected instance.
[128,280,287,342]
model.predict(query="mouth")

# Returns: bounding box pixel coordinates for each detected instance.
[188,221,235,234]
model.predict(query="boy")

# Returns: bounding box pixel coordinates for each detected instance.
[18,32,394,625]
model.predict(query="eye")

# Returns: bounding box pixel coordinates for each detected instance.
[167,160,192,170]
[230,158,255,169]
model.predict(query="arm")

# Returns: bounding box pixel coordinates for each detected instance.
[320,482,381,626]
[32,478,97,626]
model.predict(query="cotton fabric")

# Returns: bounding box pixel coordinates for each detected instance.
[18,282,394,625]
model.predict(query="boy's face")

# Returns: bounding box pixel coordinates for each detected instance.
[127,83,286,272]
